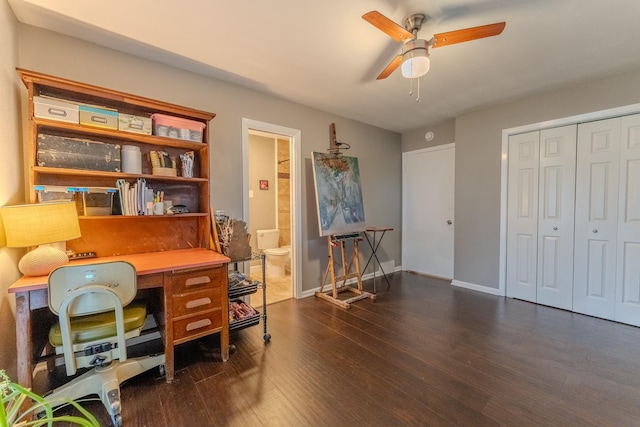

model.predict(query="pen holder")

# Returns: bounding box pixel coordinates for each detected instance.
[180,151,194,178]
[153,202,164,215]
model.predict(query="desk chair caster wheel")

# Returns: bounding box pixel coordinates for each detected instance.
[263,333,271,343]
[229,344,237,354]
[112,413,123,427]
[158,364,165,377]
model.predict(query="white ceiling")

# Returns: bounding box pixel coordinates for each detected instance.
[8,0,640,133]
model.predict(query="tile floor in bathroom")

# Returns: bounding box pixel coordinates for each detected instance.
[249,266,292,308]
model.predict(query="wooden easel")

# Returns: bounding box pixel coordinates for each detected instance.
[315,233,376,309]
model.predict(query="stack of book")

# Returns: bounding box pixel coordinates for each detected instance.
[116,178,156,215]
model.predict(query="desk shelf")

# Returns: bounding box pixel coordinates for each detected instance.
[229,299,261,332]
[228,253,271,343]
[18,68,215,257]
[228,280,259,299]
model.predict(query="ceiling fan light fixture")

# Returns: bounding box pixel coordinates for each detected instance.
[401,39,430,78]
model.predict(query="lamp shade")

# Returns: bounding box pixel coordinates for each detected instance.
[401,39,430,78]
[0,202,81,276]
[0,213,5,247]
[0,202,80,247]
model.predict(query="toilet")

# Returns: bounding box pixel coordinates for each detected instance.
[256,229,290,278]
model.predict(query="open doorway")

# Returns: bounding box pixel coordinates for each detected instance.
[242,119,301,307]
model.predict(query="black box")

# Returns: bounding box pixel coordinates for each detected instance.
[37,133,121,172]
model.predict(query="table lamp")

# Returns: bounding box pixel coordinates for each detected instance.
[0,201,81,276]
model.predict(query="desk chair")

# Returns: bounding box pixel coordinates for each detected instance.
[45,261,165,427]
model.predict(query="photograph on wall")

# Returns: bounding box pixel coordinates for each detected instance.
[311,152,366,237]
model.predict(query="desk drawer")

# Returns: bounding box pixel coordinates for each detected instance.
[170,265,225,295]
[137,272,163,290]
[172,288,221,318]
[173,310,222,342]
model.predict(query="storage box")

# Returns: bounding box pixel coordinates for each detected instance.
[118,114,152,135]
[37,133,121,172]
[34,185,77,203]
[152,167,177,177]
[151,113,206,142]
[79,105,118,130]
[75,187,116,216]
[33,96,79,124]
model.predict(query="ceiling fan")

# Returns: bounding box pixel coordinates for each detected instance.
[363,10,506,80]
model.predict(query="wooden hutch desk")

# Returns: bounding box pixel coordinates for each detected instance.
[8,248,230,390]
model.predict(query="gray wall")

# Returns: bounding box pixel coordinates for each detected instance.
[14,25,403,288]
[248,134,277,251]
[0,0,22,380]
[402,118,455,152]
[455,68,640,289]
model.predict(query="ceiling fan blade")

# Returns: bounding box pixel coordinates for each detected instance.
[376,55,402,80]
[432,22,505,48]
[363,10,414,42]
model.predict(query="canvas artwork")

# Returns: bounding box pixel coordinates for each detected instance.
[311,152,366,236]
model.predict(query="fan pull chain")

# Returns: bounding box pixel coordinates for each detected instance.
[408,77,422,103]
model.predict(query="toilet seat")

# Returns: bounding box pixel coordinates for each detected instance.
[264,247,289,256]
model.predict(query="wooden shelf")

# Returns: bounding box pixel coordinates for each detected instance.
[78,213,208,220]
[35,118,207,150]
[33,166,209,183]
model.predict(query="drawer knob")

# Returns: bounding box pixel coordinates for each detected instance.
[185,276,211,287]
[186,318,212,331]
[185,297,212,309]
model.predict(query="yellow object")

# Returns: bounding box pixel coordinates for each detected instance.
[49,300,147,346]
[0,202,81,276]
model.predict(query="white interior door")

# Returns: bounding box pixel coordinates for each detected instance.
[573,117,620,319]
[615,113,640,325]
[506,131,539,302]
[402,144,455,279]
[536,125,576,310]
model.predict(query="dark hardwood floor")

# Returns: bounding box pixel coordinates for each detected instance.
[47,272,640,426]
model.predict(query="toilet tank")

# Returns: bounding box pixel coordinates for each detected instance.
[257,229,280,250]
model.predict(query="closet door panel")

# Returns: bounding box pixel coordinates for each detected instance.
[537,125,576,310]
[507,131,539,302]
[615,113,640,325]
[574,118,620,319]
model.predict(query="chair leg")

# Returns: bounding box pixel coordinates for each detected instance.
[45,353,165,426]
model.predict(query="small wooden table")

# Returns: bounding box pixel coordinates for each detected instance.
[363,227,394,293]
[8,248,230,390]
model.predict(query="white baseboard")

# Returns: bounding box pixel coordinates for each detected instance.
[451,279,504,296]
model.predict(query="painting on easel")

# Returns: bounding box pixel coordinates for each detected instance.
[312,152,366,237]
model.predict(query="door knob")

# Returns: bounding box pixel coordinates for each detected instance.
[446,220,452,225]
[553,227,558,231]
[592,229,598,233]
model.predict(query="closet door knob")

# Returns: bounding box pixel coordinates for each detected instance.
[553,227,558,231]
[592,229,598,233]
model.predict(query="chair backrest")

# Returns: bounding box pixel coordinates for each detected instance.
[49,261,137,316]
[48,261,137,375]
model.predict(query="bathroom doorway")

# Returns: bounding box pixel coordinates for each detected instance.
[242,119,301,307]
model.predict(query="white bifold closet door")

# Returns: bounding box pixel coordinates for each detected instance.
[506,125,576,310]
[615,114,640,324]
[506,131,539,302]
[574,114,640,324]
[573,117,620,318]
[537,126,577,310]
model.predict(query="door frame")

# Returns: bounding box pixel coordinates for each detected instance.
[499,102,640,296]
[402,143,455,279]
[242,118,301,299]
